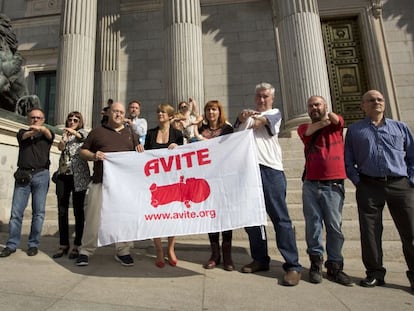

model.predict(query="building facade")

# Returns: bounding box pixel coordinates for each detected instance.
[0,0,413,236]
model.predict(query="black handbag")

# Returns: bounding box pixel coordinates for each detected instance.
[14,168,32,185]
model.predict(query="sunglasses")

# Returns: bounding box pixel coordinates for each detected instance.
[68,118,80,123]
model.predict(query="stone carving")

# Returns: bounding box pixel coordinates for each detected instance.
[0,14,39,116]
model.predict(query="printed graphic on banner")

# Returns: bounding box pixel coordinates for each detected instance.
[150,176,211,208]
[98,130,266,246]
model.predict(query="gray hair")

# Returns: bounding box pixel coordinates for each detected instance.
[255,82,275,97]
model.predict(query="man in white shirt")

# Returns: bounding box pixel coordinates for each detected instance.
[126,100,147,145]
[234,82,302,286]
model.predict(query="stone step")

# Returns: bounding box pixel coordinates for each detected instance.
[286,203,394,221]
[285,189,356,205]
[6,216,400,243]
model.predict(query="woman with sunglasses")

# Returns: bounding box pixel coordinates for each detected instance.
[178,98,202,143]
[197,100,235,271]
[53,111,90,259]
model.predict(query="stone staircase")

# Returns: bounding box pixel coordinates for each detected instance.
[15,132,403,260]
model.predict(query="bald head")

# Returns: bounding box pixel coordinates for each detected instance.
[361,90,385,120]
[307,95,328,122]
[108,102,126,128]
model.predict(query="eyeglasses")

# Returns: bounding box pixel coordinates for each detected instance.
[30,116,43,120]
[68,118,80,123]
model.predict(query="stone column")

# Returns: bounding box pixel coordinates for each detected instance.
[164,0,204,109]
[93,0,120,127]
[272,0,331,130]
[55,0,97,127]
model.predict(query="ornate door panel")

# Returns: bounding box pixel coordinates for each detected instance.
[322,18,368,126]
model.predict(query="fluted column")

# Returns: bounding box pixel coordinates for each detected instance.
[272,0,331,130]
[164,0,204,109]
[93,0,120,127]
[56,0,97,127]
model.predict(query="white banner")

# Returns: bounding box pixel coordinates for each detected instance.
[98,130,267,246]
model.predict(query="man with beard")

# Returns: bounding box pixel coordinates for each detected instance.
[125,100,147,145]
[297,95,353,286]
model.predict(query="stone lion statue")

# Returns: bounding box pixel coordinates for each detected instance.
[0,14,39,116]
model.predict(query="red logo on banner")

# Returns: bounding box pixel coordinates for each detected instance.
[150,176,211,208]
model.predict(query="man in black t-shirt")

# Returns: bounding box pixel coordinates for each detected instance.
[0,108,54,258]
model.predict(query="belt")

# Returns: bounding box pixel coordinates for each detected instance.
[308,179,344,185]
[20,168,46,174]
[359,173,405,182]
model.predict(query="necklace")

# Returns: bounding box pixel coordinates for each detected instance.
[159,127,169,133]
[207,127,221,138]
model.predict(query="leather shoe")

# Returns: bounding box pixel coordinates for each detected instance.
[27,247,38,256]
[359,276,385,287]
[282,270,301,286]
[0,247,16,258]
[241,261,269,273]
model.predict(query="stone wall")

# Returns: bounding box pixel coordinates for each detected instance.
[4,0,414,129]
[381,0,414,126]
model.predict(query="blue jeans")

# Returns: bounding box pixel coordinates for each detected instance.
[245,165,302,272]
[302,180,345,265]
[6,169,50,250]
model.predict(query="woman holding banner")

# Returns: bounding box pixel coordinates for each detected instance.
[196,100,234,271]
[145,103,184,268]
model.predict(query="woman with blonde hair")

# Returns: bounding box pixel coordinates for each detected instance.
[145,103,184,267]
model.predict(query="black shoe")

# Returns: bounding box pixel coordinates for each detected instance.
[114,254,134,267]
[359,276,385,287]
[325,262,354,286]
[76,254,89,266]
[68,248,79,260]
[0,247,16,257]
[27,247,38,256]
[241,261,269,273]
[328,270,354,286]
[52,246,70,259]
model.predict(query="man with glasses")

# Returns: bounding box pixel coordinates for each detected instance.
[0,108,54,257]
[345,89,414,291]
[76,102,144,267]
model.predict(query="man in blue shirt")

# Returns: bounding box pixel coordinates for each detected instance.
[345,90,414,292]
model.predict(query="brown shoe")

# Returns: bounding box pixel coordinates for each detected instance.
[282,270,301,286]
[241,261,269,273]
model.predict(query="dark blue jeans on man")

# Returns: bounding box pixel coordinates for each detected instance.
[245,165,302,272]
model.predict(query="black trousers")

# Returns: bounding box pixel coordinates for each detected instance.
[56,174,86,246]
[356,176,414,279]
